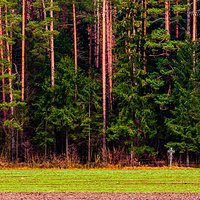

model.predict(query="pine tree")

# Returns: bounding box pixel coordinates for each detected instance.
[102,0,107,163]
[22,0,26,101]
[50,0,55,88]
[165,41,200,166]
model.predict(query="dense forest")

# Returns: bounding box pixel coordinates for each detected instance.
[0,0,200,166]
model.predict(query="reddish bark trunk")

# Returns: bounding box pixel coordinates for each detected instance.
[99,8,103,70]
[5,5,14,161]
[96,2,101,68]
[94,0,97,67]
[143,0,147,73]
[22,0,26,101]
[102,0,107,163]
[108,1,113,111]
[73,0,77,72]
[0,6,6,120]
[165,0,170,36]
[50,0,54,88]
[112,5,117,63]
[42,0,48,32]
[5,6,13,115]
[192,0,197,71]
[192,0,197,42]
[106,0,112,110]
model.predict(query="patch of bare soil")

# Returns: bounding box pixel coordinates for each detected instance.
[0,193,200,200]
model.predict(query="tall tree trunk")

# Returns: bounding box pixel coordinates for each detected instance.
[165,0,170,36]
[192,0,197,71]
[72,0,78,100]
[113,5,117,56]
[94,0,97,67]
[42,0,48,31]
[192,0,197,42]
[5,5,13,115]
[130,0,137,87]
[143,0,147,73]
[22,0,26,101]
[0,6,6,121]
[102,0,107,163]
[106,0,112,112]
[96,0,100,68]
[175,0,179,39]
[187,0,191,36]
[50,0,54,88]
[73,0,77,72]
[88,92,91,163]
[5,5,14,161]
[88,25,92,66]
[108,1,113,111]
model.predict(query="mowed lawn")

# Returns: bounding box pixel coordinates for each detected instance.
[0,168,200,192]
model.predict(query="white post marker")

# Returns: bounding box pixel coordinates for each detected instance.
[168,147,175,167]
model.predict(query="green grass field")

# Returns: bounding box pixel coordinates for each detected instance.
[0,168,200,192]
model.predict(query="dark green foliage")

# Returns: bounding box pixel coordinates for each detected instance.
[165,41,200,155]
[0,0,200,164]
[30,57,102,159]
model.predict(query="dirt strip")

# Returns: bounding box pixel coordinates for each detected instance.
[0,193,200,200]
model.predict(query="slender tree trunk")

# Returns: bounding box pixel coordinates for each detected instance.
[112,5,117,63]
[88,92,91,163]
[9,10,14,63]
[66,130,69,161]
[106,0,112,111]
[192,0,197,42]
[102,0,107,163]
[143,0,147,73]
[187,0,191,36]
[22,0,26,101]
[73,0,77,72]
[42,0,48,31]
[50,0,54,88]
[131,0,137,85]
[175,0,179,39]
[0,6,6,121]
[5,6,14,161]
[108,1,113,111]
[165,0,170,36]
[72,0,78,100]
[94,0,97,67]
[5,6,13,114]
[96,0,100,68]
[192,0,197,71]
[88,51,92,164]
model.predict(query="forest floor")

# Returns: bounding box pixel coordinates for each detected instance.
[0,192,200,200]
